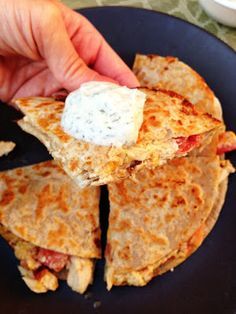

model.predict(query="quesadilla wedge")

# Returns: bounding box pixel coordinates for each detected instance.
[0,160,100,293]
[133,54,222,119]
[132,54,236,157]
[105,156,234,289]
[0,141,15,157]
[14,89,221,187]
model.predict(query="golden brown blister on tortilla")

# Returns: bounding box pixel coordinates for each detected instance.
[105,156,234,289]
[155,178,228,277]
[15,90,221,187]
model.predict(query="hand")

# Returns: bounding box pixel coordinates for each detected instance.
[0,0,139,103]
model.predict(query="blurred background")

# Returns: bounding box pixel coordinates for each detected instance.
[62,0,236,50]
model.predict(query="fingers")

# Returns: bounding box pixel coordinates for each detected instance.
[12,68,62,100]
[55,3,139,88]
[1,0,139,101]
[33,3,115,91]
[93,39,140,88]
[1,56,62,103]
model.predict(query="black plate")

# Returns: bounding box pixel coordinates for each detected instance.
[0,7,236,314]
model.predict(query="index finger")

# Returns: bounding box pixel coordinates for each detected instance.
[58,3,140,88]
[93,38,140,88]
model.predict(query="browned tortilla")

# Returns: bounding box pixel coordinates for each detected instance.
[133,54,222,119]
[15,88,221,187]
[0,160,100,258]
[104,54,234,289]
[0,160,101,293]
[105,156,234,289]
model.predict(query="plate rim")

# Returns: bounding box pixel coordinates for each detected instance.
[78,6,236,55]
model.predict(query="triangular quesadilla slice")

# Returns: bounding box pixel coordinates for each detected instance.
[15,88,221,187]
[133,54,222,119]
[0,160,101,293]
[133,53,236,157]
[0,141,15,157]
[105,156,234,289]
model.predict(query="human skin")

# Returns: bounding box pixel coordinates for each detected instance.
[0,0,139,103]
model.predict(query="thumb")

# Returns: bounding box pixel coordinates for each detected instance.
[36,5,115,90]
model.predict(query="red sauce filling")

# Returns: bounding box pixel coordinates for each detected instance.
[36,248,68,272]
[217,131,236,155]
[175,135,200,154]
[217,144,236,155]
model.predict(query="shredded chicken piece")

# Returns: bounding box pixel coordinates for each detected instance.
[0,141,15,157]
[18,266,58,293]
[67,256,94,294]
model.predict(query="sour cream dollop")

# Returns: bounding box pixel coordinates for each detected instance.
[61,82,146,147]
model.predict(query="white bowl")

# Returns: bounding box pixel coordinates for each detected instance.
[199,0,236,28]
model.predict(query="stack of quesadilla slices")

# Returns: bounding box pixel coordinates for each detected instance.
[0,54,235,294]
[105,54,235,289]
[15,88,221,187]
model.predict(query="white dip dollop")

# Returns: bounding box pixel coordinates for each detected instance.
[61,81,146,147]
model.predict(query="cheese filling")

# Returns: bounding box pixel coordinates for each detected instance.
[61,81,146,147]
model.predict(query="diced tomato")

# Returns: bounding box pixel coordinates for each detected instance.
[175,135,200,154]
[217,144,236,155]
[217,131,236,155]
[36,248,68,272]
